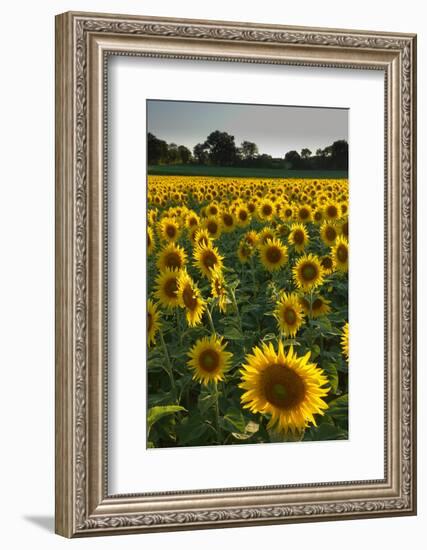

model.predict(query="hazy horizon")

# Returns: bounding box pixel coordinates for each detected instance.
[147,100,348,158]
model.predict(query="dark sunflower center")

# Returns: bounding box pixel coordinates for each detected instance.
[299,208,309,220]
[209,206,218,216]
[240,245,250,258]
[327,205,338,217]
[202,250,218,269]
[166,224,177,238]
[312,298,323,310]
[321,257,333,270]
[198,349,220,373]
[325,226,337,241]
[266,246,282,264]
[223,213,233,226]
[164,277,178,298]
[188,217,198,227]
[239,210,248,221]
[341,204,348,214]
[337,244,348,262]
[293,230,304,245]
[342,222,349,237]
[263,364,306,410]
[182,285,197,311]
[248,203,256,213]
[283,307,297,325]
[262,204,273,216]
[285,208,292,217]
[301,263,317,281]
[165,252,181,268]
[314,211,322,221]
[147,312,152,332]
[207,221,218,235]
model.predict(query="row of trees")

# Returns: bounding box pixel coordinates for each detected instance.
[147,131,348,170]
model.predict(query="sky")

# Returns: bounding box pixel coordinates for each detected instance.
[147,100,348,158]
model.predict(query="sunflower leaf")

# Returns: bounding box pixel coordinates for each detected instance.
[147,405,186,435]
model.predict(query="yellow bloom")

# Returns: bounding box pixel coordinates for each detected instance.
[320,221,339,246]
[220,210,236,232]
[210,265,228,313]
[324,201,341,221]
[332,235,349,272]
[147,299,161,347]
[156,242,187,271]
[203,216,222,239]
[187,335,233,385]
[158,216,181,242]
[257,198,275,221]
[296,204,312,223]
[293,253,324,292]
[147,225,155,255]
[239,342,329,435]
[341,322,349,361]
[193,242,224,279]
[300,295,332,318]
[288,223,309,253]
[154,268,181,308]
[274,292,305,337]
[259,237,288,271]
[235,204,251,227]
[177,271,206,326]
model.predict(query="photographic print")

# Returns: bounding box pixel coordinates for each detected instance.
[146,99,349,448]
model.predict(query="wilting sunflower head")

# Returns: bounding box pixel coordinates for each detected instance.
[293,253,324,292]
[158,216,181,243]
[156,242,187,271]
[244,230,259,247]
[238,240,253,263]
[147,225,155,255]
[320,221,339,246]
[154,267,181,308]
[187,335,233,385]
[193,242,224,279]
[177,271,206,327]
[239,342,329,435]
[332,235,349,272]
[259,237,288,272]
[147,299,161,347]
[288,223,309,253]
[274,292,305,337]
[210,265,228,313]
[341,322,349,361]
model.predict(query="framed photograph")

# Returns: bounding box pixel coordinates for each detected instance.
[55,11,417,537]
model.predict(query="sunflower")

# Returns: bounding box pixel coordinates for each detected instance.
[185,211,200,229]
[341,322,349,361]
[239,342,329,435]
[194,242,224,279]
[308,295,331,318]
[236,204,250,227]
[259,237,288,272]
[332,235,349,272]
[154,268,180,308]
[258,226,276,245]
[274,292,305,337]
[147,299,161,347]
[288,223,309,253]
[340,218,349,239]
[177,271,206,326]
[297,204,312,223]
[237,240,252,263]
[258,198,275,221]
[203,216,222,239]
[158,216,181,242]
[210,265,228,313]
[147,225,155,255]
[293,253,324,292]
[193,227,212,248]
[244,230,258,247]
[156,242,187,271]
[320,221,339,246]
[187,335,233,385]
[320,255,334,275]
[324,201,341,221]
[281,204,294,221]
[312,207,324,224]
[220,211,236,232]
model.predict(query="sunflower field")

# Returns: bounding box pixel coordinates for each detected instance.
[147,175,349,448]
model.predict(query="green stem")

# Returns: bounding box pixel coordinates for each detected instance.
[159,330,177,402]
[206,306,216,336]
[250,255,257,295]
[213,382,221,444]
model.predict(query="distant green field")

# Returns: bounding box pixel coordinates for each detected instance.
[148,165,348,179]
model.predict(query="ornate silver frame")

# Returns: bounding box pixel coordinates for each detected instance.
[55,11,417,537]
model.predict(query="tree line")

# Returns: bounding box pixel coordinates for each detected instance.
[147,130,348,171]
